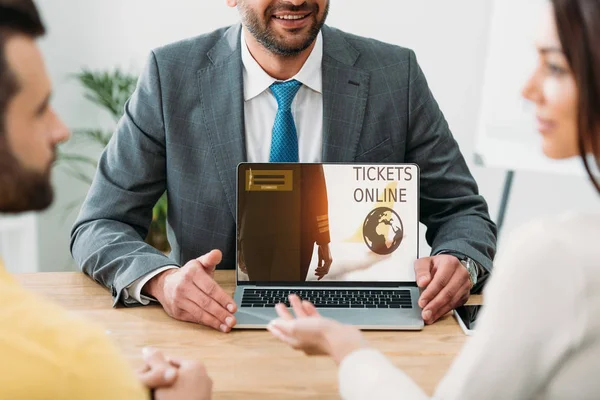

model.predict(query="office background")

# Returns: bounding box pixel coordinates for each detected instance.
[2,0,598,273]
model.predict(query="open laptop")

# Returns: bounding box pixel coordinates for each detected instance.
[233,163,423,330]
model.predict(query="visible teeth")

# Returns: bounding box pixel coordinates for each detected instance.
[275,15,306,20]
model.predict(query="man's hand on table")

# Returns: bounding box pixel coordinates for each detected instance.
[142,250,238,332]
[138,347,212,400]
[414,255,472,325]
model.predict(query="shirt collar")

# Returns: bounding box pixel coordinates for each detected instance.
[241,30,323,101]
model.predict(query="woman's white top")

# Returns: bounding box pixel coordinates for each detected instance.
[339,212,600,400]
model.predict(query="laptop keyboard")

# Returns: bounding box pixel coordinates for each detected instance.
[241,289,413,309]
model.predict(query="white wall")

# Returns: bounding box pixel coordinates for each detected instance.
[34,0,599,272]
[0,214,38,273]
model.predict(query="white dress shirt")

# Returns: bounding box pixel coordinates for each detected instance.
[123,30,325,304]
[338,212,600,400]
[242,30,323,162]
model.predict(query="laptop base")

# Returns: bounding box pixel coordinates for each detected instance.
[233,286,424,331]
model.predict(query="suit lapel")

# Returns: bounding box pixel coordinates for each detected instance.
[321,26,370,162]
[198,24,246,218]
[197,25,371,216]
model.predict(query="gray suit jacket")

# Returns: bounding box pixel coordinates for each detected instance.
[71,24,497,305]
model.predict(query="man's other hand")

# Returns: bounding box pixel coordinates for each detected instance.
[238,250,248,275]
[154,357,213,400]
[137,348,178,389]
[315,243,333,280]
[143,250,237,332]
[138,348,212,400]
[414,255,472,324]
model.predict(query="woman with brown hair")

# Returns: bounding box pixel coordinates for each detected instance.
[267,0,600,398]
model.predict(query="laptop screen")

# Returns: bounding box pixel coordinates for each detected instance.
[237,163,419,285]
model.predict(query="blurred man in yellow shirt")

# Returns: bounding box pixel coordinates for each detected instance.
[0,1,212,398]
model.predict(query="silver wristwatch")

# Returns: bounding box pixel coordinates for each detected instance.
[437,251,480,288]
[459,257,478,287]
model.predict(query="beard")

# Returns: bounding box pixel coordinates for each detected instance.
[239,0,329,57]
[0,136,54,213]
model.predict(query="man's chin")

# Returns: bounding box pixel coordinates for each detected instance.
[269,23,315,42]
[0,145,56,213]
[276,42,314,56]
[265,34,318,57]
[27,188,54,212]
[0,176,54,214]
[0,191,53,214]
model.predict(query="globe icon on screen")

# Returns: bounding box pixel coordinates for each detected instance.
[362,207,404,255]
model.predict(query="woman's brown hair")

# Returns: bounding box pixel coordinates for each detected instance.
[552,0,600,193]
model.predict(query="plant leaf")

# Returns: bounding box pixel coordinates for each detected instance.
[56,153,98,168]
[60,164,94,186]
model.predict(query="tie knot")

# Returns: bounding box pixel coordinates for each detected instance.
[270,79,302,110]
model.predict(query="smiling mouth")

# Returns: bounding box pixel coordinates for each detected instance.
[536,117,556,134]
[272,12,311,21]
[273,14,310,21]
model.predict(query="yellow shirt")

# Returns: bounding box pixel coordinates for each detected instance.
[0,261,148,400]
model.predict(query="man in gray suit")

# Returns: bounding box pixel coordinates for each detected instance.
[71,0,497,332]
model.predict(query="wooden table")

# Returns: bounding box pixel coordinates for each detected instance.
[16,271,481,399]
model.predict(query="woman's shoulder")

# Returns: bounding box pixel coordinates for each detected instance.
[504,212,599,255]
[494,212,600,281]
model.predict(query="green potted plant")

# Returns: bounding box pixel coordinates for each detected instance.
[59,69,170,252]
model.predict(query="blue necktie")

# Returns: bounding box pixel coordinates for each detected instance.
[269,80,303,162]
